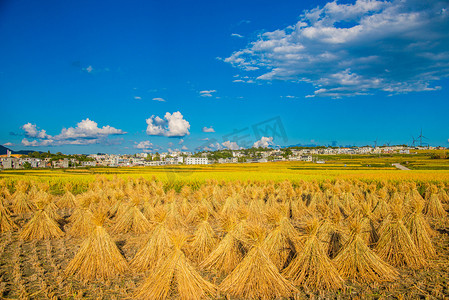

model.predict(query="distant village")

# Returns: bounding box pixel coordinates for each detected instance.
[0,145,445,170]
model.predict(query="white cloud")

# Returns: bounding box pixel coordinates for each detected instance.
[146,111,190,137]
[22,123,50,139]
[84,65,94,73]
[231,33,244,38]
[135,140,153,150]
[179,139,184,144]
[152,97,166,102]
[222,140,240,150]
[55,119,125,140]
[199,90,217,97]
[182,145,188,150]
[253,136,274,148]
[202,126,215,133]
[20,119,126,146]
[225,0,449,97]
[134,96,142,100]
[3,142,13,146]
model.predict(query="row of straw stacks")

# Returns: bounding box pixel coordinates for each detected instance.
[0,178,448,299]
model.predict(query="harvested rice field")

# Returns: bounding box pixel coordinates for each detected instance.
[1,178,449,299]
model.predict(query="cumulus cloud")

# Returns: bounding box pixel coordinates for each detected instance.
[253,136,274,148]
[225,0,449,97]
[222,140,241,150]
[202,126,215,133]
[146,111,190,137]
[152,97,166,102]
[20,119,126,146]
[179,139,184,144]
[135,140,153,150]
[22,123,50,139]
[181,145,188,150]
[199,90,217,97]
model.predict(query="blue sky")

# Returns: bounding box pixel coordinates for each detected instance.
[1,0,448,154]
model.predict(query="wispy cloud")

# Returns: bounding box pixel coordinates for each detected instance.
[134,96,142,100]
[83,65,94,73]
[225,0,449,98]
[199,90,217,97]
[3,142,13,146]
[231,33,244,38]
[152,97,166,102]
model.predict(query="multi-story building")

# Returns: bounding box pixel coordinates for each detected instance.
[185,157,208,165]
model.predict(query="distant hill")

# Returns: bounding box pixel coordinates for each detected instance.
[0,145,43,155]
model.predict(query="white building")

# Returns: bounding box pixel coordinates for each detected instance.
[300,155,313,162]
[186,157,209,165]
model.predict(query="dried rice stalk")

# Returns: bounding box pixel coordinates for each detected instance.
[219,224,298,299]
[201,218,246,275]
[65,215,128,280]
[20,209,64,240]
[67,207,95,237]
[130,222,172,272]
[334,220,398,283]
[111,204,151,234]
[405,200,435,258]
[135,231,217,299]
[262,209,299,270]
[56,191,77,209]
[283,219,343,290]
[424,194,447,219]
[376,206,426,268]
[187,210,217,264]
[0,198,16,233]
[11,191,34,215]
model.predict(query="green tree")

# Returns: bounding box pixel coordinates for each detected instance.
[23,162,32,169]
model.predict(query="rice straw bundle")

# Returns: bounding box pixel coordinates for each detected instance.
[111,203,151,234]
[19,208,64,240]
[187,209,217,264]
[405,199,435,258]
[283,219,343,290]
[424,194,447,219]
[135,231,217,300]
[67,206,95,237]
[57,190,77,209]
[65,214,128,280]
[11,191,34,215]
[201,218,246,275]
[0,198,16,233]
[318,212,348,259]
[219,224,298,299]
[334,220,398,283]
[376,205,426,268]
[262,208,299,270]
[130,211,172,272]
